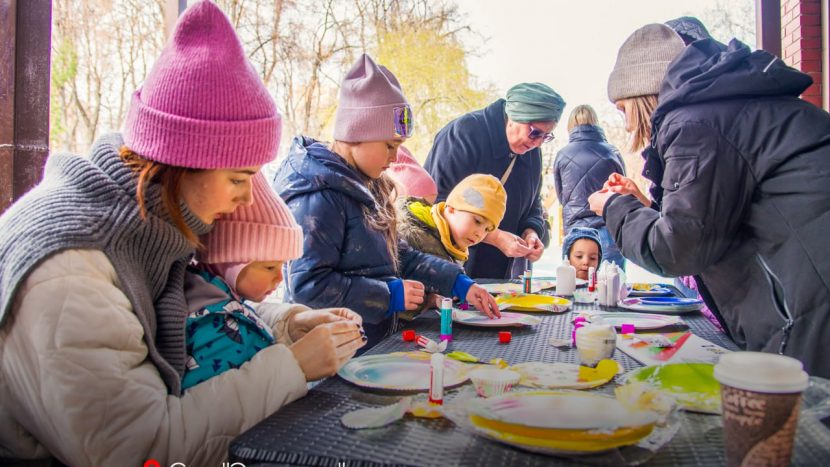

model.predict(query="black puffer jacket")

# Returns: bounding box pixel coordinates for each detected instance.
[554,125,624,230]
[604,38,830,377]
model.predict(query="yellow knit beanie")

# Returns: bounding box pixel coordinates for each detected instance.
[446,174,507,227]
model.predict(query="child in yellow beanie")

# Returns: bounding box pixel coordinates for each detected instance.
[397,173,507,265]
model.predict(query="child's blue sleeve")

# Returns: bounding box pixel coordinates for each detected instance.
[451,274,475,302]
[386,279,405,316]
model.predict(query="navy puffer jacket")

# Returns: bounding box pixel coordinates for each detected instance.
[554,125,624,230]
[272,137,463,334]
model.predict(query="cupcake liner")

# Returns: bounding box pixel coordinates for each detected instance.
[469,369,521,398]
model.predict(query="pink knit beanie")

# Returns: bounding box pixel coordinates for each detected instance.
[198,172,303,265]
[333,54,413,142]
[387,146,437,200]
[123,0,281,169]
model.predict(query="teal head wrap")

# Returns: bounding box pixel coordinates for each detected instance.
[504,82,566,123]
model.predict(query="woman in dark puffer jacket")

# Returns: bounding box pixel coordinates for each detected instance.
[554,104,626,267]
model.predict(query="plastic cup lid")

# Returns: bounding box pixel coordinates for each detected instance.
[714,352,809,393]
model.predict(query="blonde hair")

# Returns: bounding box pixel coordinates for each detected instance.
[363,173,399,272]
[623,95,658,152]
[567,104,598,132]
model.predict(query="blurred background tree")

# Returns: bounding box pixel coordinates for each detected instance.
[49,0,496,165]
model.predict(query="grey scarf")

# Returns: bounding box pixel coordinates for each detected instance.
[0,133,211,396]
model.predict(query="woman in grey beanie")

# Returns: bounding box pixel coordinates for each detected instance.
[589,23,830,379]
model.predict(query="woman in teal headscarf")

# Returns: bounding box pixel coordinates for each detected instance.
[424,83,566,279]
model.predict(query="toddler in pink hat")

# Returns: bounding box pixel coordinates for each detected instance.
[182,172,335,390]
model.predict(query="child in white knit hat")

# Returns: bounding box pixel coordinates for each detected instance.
[183,172,365,390]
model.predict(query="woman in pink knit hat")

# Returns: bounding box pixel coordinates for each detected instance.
[0,2,362,465]
[183,173,366,390]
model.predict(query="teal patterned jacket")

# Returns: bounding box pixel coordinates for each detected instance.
[182,267,275,390]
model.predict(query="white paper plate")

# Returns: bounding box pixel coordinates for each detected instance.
[453,309,541,327]
[338,352,469,391]
[618,298,702,314]
[588,312,683,329]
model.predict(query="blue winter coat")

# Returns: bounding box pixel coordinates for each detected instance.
[603,38,830,377]
[273,137,465,344]
[554,125,625,230]
[424,99,546,279]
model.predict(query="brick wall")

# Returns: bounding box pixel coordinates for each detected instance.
[781,0,825,107]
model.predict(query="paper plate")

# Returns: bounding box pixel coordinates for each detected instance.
[510,360,619,389]
[480,280,555,295]
[619,297,703,314]
[623,363,721,414]
[453,309,541,327]
[466,391,658,454]
[481,279,587,295]
[588,312,683,330]
[338,351,469,391]
[495,294,571,313]
[627,283,674,297]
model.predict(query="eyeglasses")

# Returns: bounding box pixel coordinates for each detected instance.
[528,124,555,143]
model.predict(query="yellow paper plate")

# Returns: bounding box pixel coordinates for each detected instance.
[510,359,619,389]
[495,294,571,313]
[467,391,657,454]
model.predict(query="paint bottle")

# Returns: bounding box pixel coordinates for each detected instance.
[588,266,597,292]
[429,352,444,405]
[439,297,453,342]
[555,260,576,296]
[606,264,621,307]
[523,269,532,293]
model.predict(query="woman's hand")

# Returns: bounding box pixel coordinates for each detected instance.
[522,229,545,262]
[289,320,365,381]
[288,307,363,342]
[588,189,618,216]
[465,284,501,319]
[403,280,425,310]
[488,229,532,258]
[603,173,651,207]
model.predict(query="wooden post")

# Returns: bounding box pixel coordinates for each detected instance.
[757,0,783,56]
[0,0,52,214]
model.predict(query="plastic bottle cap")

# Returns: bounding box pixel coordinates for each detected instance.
[498,331,511,344]
[402,329,416,341]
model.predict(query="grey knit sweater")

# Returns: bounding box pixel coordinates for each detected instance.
[0,133,211,396]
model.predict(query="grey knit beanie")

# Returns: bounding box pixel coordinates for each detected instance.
[607,24,685,102]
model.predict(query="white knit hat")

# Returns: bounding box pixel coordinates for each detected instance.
[607,24,685,102]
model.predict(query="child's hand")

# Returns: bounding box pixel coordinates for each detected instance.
[466,284,501,319]
[288,308,363,342]
[402,280,425,310]
[289,320,365,381]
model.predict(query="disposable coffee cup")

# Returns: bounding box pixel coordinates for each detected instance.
[714,352,809,467]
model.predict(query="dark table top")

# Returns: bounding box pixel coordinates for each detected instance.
[230,286,830,466]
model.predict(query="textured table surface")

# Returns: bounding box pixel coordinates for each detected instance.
[230,285,830,466]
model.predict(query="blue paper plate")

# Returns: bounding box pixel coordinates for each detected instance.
[627,286,674,297]
[639,297,703,306]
